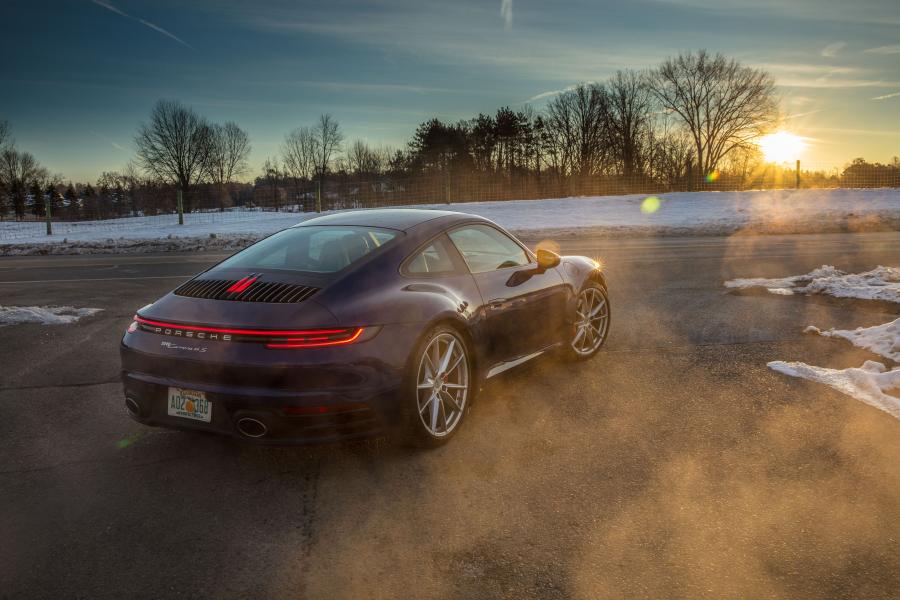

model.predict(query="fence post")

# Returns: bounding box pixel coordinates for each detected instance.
[316,180,322,213]
[45,196,52,236]
[177,190,184,225]
[446,176,451,205]
[795,160,801,189]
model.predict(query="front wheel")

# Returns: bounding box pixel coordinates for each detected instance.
[564,282,610,360]
[401,326,473,447]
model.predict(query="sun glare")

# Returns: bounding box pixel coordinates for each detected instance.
[758,131,806,163]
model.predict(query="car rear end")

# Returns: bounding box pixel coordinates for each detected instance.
[119,224,420,444]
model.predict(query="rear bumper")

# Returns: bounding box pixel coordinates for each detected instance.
[122,371,397,444]
[120,322,423,444]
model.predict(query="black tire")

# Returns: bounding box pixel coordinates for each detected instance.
[562,281,610,361]
[400,324,474,448]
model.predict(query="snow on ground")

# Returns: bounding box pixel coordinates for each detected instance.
[806,318,900,362]
[768,360,900,420]
[2,187,899,255]
[0,306,103,326]
[731,262,900,419]
[725,265,900,303]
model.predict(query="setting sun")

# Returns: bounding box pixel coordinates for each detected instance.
[758,131,806,163]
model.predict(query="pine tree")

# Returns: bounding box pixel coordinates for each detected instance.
[29,180,45,217]
[64,183,77,218]
[45,183,60,217]
[83,183,98,219]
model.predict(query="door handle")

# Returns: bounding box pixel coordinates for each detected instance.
[488,300,507,310]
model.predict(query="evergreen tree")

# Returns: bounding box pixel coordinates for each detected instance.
[29,180,44,217]
[83,183,98,219]
[63,183,78,218]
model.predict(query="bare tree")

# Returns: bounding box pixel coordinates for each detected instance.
[313,114,343,179]
[260,157,283,210]
[346,140,384,175]
[282,126,317,181]
[281,126,318,207]
[0,149,49,220]
[208,122,251,185]
[544,84,611,179]
[648,50,777,175]
[0,121,12,151]
[607,70,653,178]
[134,100,213,210]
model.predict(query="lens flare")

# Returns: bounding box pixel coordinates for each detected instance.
[641,196,662,214]
[758,131,806,163]
[705,170,720,183]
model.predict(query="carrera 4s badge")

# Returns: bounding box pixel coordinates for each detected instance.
[160,341,208,353]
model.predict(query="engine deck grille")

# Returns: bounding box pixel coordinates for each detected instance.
[174,278,319,303]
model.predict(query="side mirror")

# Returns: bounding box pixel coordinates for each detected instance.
[536,248,561,270]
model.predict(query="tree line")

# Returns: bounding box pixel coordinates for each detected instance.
[1,50,898,220]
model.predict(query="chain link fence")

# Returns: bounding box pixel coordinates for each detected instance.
[2,161,898,242]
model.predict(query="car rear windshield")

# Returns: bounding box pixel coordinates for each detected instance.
[215,226,399,274]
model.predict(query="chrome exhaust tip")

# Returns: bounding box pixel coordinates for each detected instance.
[236,417,268,438]
[124,396,142,418]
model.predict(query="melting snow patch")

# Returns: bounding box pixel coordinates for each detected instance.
[806,318,900,362]
[768,360,900,420]
[0,305,103,326]
[725,265,900,303]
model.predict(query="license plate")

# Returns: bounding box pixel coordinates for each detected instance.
[167,387,211,422]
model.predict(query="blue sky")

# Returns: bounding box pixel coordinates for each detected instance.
[2,0,898,182]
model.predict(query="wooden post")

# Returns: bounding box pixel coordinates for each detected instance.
[177,189,184,225]
[45,194,52,236]
[316,180,322,213]
[795,160,801,189]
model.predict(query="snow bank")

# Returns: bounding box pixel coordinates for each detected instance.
[0,305,103,326]
[725,265,900,303]
[2,187,899,255]
[768,360,900,420]
[805,318,900,362]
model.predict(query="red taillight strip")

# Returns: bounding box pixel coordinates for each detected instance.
[266,327,365,349]
[134,315,351,337]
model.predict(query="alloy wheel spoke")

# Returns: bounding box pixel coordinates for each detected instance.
[439,395,449,431]
[589,299,606,317]
[438,339,456,374]
[444,353,464,377]
[441,390,461,412]
[573,326,586,346]
[429,393,440,431]
[419,393,433,415]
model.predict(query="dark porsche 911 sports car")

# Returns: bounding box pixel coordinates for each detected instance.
[120,209,609,447]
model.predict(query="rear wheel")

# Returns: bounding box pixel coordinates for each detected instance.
[401,326,472,447]
[564,282,610,360]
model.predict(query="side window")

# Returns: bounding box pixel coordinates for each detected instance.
[448,225,529,274]
[404,236,458,276]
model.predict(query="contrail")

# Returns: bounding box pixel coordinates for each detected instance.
[501,0,513,29]
[91,0,194,49]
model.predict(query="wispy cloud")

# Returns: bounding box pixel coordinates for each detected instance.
[500,0,513,30]
[527,83,590,102]
[863,44,900,55]
[872,91,900,101]
[820,41,846,58]
[91,0,193,49]
[89,130,127,151]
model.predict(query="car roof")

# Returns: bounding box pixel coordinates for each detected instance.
[292,208,486,232]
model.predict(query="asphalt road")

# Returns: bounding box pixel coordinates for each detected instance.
[1,232,899,599]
